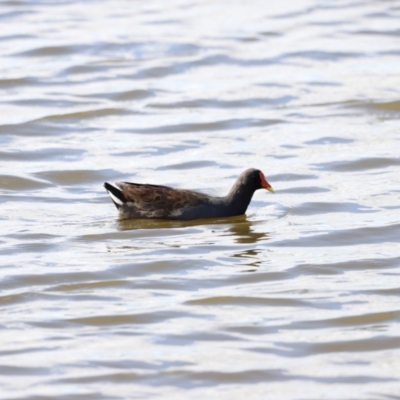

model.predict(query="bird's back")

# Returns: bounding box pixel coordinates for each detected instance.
[115,181,212,219]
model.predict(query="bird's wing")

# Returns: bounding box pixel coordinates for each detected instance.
[116,182,210,218]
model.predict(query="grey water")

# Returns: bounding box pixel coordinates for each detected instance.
[1,1,400,399]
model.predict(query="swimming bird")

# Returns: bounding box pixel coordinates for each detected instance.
[104,168,274,221]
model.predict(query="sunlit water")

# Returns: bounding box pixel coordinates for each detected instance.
[1,1,400,399]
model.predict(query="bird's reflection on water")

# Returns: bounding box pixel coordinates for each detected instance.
[233,249,263,273]
[226,220,269,244]
[116,214,270,245]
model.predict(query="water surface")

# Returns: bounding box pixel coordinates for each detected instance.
[1,1,400,399]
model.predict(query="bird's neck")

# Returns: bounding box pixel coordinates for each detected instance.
[224,182,256,214]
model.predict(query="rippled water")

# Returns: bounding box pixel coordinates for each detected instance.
[1,1,400,399]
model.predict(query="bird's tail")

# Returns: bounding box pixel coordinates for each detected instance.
[104,182,126,209]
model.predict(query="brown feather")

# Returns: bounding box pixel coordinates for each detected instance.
[115,182,211,219]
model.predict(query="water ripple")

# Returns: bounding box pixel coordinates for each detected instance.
[1,0,400,398]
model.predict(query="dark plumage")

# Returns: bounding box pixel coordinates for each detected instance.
[104,168,274,221]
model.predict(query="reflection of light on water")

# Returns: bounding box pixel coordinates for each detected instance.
[247,203,291,222]
[1,0,400,397]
